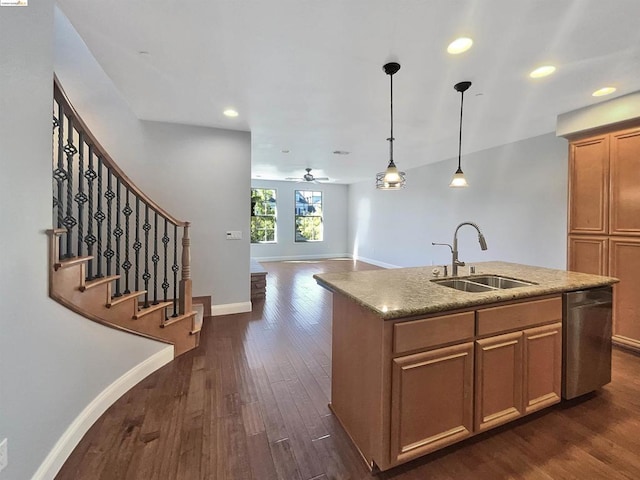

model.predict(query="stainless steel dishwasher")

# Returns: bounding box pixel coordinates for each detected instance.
[562,286,613,399]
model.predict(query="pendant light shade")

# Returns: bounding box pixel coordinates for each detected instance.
[450,81,472,188]
[376,62,406,190]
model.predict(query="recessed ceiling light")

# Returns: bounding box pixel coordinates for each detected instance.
[223,109,239,117]
[447,37,473,54]
[333,150,350,155]
[529,66,556,78]
[592,87,616,97]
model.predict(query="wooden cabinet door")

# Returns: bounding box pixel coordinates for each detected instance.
[568,235,608,275]
[610,127,640,235]
[390,342,473,464]
[609,237,640,350]
[523,323,562,414]
[568,135,609,234]
[475,332,523,432]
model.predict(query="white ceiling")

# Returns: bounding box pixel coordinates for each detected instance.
[58,0,640,184]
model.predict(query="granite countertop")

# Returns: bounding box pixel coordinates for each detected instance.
[313,261,618,320]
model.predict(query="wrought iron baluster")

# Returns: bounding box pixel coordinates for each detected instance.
[152,211,159,305]
[52,82,191,313]
[53,103,64,256]
[134,198,141,292]
[123,190,132,294]
[113,178,123,296]
[95,156,104,278]
[75,133,86,257]
[162,219,170,305]
[142,205,151,308]
[63,116,77,258]
[172,224,179,317]
[84,146,97,279]
[104,170,114,277]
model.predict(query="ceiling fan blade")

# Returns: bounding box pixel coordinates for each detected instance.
[314,177,329,181]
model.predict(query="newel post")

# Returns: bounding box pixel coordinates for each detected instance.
[179,222,193,315]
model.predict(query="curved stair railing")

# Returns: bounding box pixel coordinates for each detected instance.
[48,77,198,357]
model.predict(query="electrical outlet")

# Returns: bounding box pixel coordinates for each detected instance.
[0,438,7,472]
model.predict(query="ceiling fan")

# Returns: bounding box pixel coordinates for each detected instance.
[286,168,329,183]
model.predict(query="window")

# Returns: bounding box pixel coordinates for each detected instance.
[295,190,323,242]
[251,188,277,243]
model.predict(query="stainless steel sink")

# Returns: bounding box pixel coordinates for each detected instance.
[468,275,534,289]
[431,275,535,292]
[431,279,495,292]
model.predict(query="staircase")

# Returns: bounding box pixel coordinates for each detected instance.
[49,77,200,357]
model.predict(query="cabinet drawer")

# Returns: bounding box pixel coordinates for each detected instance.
[394,311,475,354]
[476,297,562,337]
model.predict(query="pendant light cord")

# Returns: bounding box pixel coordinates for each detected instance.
[457,88,464,170]
[389,71,394,165]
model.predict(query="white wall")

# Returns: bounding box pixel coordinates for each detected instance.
[250,179,349,260]
[0,4,170,480]
[349,133,569,270]
[140,121,251,304]
[54,9,251,308]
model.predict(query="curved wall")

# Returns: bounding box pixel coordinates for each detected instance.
[0,3,171,479]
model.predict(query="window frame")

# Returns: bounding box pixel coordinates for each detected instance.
[250,188,277,244]
[294,189,323,243]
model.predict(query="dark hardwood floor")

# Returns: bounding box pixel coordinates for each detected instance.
[57,259,640,480]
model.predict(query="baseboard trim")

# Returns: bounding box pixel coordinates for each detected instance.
[210,301,253,316]
[612,335,640,353]
[252,253,351,262]
[192,295,212,317]
[350,255,399,269]
[33,346,174,480]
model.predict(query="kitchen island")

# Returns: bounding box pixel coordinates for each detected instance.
[314,261,617,472]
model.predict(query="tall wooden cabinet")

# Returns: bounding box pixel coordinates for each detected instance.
[568,125,640,351]
[609,237,640,348]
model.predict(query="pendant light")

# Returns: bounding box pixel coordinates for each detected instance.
[376,62,406,190]
[450,81,472,188]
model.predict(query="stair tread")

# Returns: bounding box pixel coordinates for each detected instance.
[54,255,94,271]
[163,310,197,328]
[106,290,145,308]
[133,301,173,320]
[80,275,120,292]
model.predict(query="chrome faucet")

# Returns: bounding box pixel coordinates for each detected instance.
[432,221,488,276]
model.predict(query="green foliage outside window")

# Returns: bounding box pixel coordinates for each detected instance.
[295,190,323,242]
[251,188,276,243]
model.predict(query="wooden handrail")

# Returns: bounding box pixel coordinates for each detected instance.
[53,75,187,227]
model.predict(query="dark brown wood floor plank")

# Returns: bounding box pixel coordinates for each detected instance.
[214,413,252,480]
[56,259,640,480]
[270,379,325,479]
[245,431,279,480]
[249,360,289,443]
[269,437,303,480]
[284,344,332,418]
[175,356,206,480]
